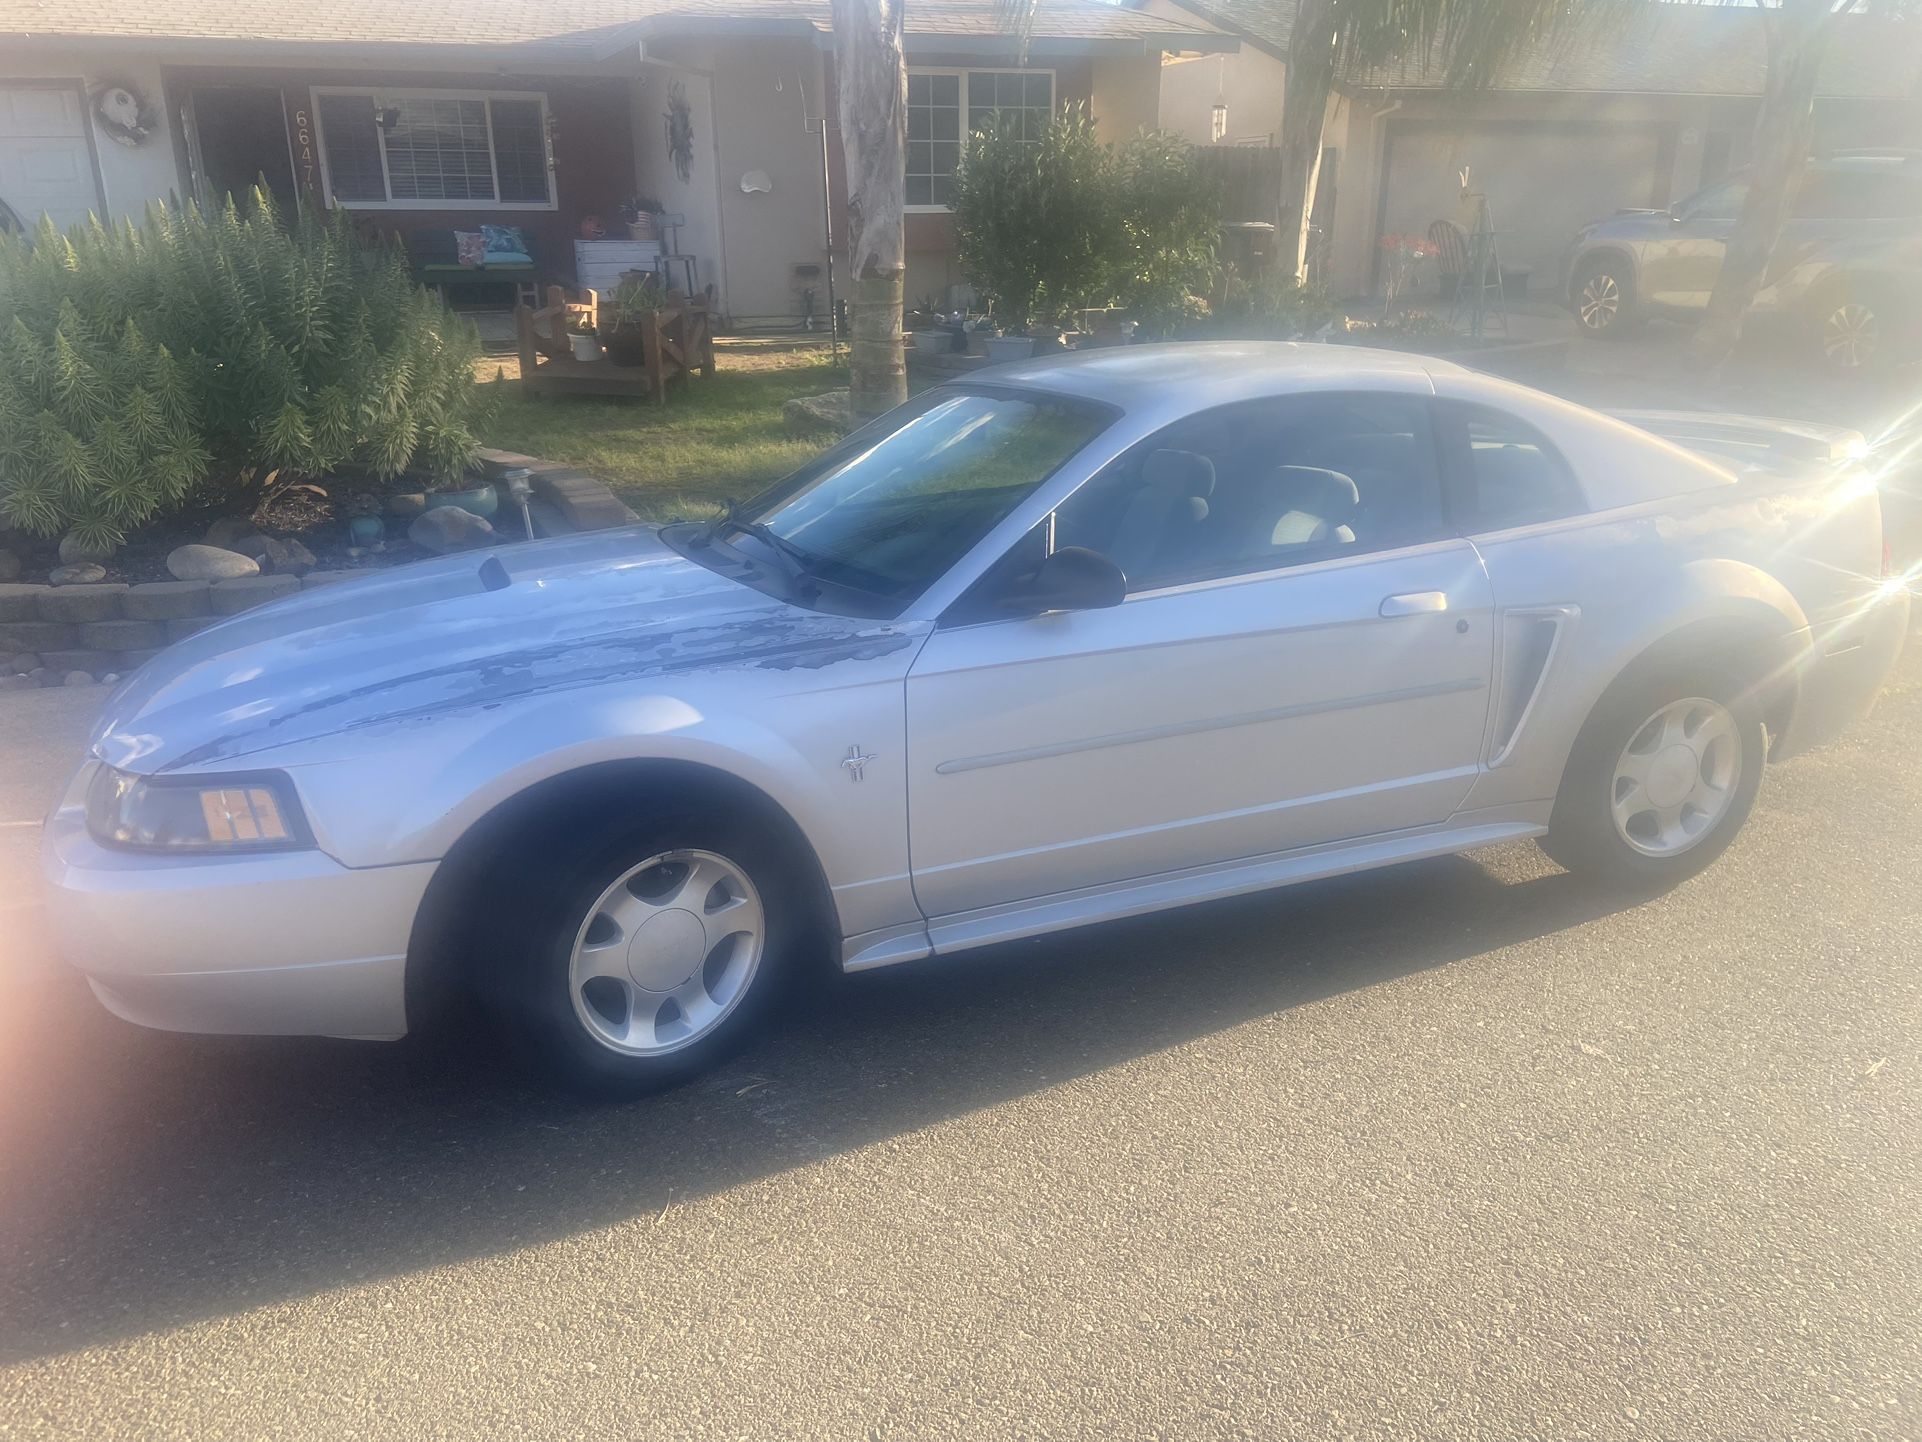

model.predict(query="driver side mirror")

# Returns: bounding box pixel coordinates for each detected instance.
[997,546,1127,616]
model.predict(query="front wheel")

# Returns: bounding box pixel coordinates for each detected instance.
[1572,257,1640,340]
[1543,667,1765,889]
[478,812,804,1098]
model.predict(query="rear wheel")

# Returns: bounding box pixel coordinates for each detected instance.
[1544,664,1765,889]
[1573,256,1639,340]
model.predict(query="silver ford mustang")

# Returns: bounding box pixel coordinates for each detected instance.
[42,345,1912,1095]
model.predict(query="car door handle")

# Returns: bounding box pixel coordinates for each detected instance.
[1380,591,1448,617]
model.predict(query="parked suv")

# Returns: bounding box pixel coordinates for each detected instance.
[1562,150,1922,373]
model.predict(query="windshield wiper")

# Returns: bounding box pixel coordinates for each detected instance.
[708,501,819,596]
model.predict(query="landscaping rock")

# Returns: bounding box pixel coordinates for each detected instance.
[386,492,429,518]
[80,618,165,651]
[39,583,128,623]
[0,549,19,584]
[165,616,217,643]
[0,672,37,693]
[210,574,301,614]
[4,652,40,673]
[123,580,211,620]
[409,507,496,554]
[168,545,260,582]
[783,389,852,436]
[0,585,50,622]
[528,471,638,532]
[26,667,54,688]
[49,562,107,586]
[38,649,99,675]
[58,531,117,566]
[0,621,75,653]
[260,536,317,575]
[64,670,94,687]
[100,672,121,685]
[203,517,260,550]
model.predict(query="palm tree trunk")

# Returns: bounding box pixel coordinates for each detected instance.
[1688,0,1832,369]
[830,0,908,422]
[1277,0,1338,284]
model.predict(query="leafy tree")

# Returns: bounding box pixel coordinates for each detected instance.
[0,190,483,546]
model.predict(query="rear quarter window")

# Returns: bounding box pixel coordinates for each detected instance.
[1438,402,1588,532]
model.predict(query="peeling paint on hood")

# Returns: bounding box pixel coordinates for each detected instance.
[91,528,917,774]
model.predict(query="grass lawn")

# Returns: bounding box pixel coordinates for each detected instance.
[478,349,849,520]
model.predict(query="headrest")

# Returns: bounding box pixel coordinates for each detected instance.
[1140,449,1217,498]
[1272,465,1358,518]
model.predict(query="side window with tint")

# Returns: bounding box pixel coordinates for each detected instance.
[1441,403,1586,532]
[1050,392,1447,593]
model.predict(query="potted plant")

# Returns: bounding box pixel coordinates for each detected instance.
[619,196,665,243]
[567,316,603,362]
[600,272,664,367]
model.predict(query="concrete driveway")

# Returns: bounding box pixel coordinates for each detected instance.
[0,637,1918,1440]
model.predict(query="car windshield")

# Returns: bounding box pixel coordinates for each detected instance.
[724,387,1113,612]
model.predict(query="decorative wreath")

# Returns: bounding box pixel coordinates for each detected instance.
[665,83,695,185]
[91,79,158,148]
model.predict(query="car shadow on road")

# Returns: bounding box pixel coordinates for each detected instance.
[0,846,1641,1365]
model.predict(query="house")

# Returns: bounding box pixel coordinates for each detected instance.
[0,0,1234,325]
[1144,0,1922,298]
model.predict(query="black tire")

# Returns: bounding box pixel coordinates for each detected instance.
[474,804,807,1099]
[1542,661,1766,890]
[1571,255,1641,340]
[1808,279,1904,378]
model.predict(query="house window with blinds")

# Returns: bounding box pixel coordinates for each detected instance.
[312,89,554,209]
[906,70,1054,210]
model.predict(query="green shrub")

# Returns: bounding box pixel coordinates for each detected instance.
[1114,131,1222,339]
[952,104,1125,330]
[1203,270,1342,340]
[952,110,1224,337]
[0,191,483,547]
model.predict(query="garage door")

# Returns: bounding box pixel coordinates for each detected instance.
[1376,122,1668,296]
[0,85,104,233]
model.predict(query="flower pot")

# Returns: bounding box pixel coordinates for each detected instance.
[912,329,951,355]
[569,332,602,362]
[426,483,499,519]
[984,335,1035,363]
[625,216,658,243]
[602,326,647,367]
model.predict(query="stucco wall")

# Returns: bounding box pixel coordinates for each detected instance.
[1156,49,1287,149]
[0,52,184,223]
[631,65,728,313]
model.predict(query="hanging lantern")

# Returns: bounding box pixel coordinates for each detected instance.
[1210,101,1228,144]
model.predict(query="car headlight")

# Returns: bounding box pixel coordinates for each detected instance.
[85,766,311,852]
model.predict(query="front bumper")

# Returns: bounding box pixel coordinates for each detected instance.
[40,775,436,1040]
[1774,586,1912,759]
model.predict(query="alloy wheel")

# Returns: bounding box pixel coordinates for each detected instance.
[1578,272,1621,332]
[1822,301,1880,371]
[567,849,765,1055]
[1609,698,1742,858]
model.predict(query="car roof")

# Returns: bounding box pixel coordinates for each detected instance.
[976,341,1467,407]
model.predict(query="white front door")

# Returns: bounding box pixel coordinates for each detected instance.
[904,390,1496,920]
[0,85,103,233]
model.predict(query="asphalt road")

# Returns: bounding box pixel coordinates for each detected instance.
[1,637,1919,1442]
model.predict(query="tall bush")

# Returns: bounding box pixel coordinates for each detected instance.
[952,111,1222,336]
[0,191,483,547]
[951,105,1125,330]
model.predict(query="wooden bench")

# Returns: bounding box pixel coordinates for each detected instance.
[515,285,717,404]
[406,229,539,306]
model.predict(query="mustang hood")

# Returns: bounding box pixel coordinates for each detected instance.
[92,528,915,774]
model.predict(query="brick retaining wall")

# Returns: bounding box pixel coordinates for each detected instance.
[0,572,355,689]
